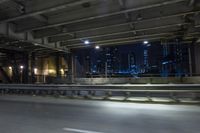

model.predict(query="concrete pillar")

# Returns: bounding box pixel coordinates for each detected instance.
[22,53,29,83]
[55,53,60,78]
[72,54,75,83]
[64,53,74,83]
[11,53,20,83]
[31,52,36,83]
[194,44,200,75]
[188,45,192,76]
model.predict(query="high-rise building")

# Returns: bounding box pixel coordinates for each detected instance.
[128,52,136,74]
[84,55,91,74]
[161,40,189,77]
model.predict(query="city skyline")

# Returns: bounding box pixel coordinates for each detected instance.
[73,41,190,77]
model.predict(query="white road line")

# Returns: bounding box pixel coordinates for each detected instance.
[63,128,105,133]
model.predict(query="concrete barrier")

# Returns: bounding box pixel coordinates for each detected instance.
[75,77,200,84]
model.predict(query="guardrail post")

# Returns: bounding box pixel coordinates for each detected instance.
[170,92,179,102]
[146,92,152,101]
[84,90,91,99]
[70,90,75,98]
[104,91,112,99]
[124,92,131,100]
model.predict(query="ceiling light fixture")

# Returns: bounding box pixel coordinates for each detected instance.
[84,40,90,45]
[143,41,149,44]
[95,45,100,49]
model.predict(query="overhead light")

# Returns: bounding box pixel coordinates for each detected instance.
[8,66,12,70]
[34,68,38,74]
[143,41,149,44]
[95,45,100,49]
[20,66,24,69]
[84,40,90,45]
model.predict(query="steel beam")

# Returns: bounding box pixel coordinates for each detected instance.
[0,22,68,52]
[0,0,9,4]
[16,0,186,32]
[33,15,48,23]
[68,35,195,49]
[63,32,175,47]
[0,0,100,23]
[55,22,188,43]
[118,0,134,29]
[34,10,200,39]
[69,37,167,48]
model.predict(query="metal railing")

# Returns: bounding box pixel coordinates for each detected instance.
[0,84,200,103]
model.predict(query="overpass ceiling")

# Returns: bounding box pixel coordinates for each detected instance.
[0,0,200,51]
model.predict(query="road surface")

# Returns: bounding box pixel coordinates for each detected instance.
[0,95,199,133]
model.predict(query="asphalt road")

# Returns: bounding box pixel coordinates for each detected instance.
[0,96,200,133]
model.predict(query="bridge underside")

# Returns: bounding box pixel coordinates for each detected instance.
[0,0,200,84]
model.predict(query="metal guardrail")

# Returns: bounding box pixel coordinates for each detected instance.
[0,84,200,103]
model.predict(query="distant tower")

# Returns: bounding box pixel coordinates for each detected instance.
[143,48,149,72]
[162,40,170,77]
[85,55,91,75]
[112,48,120,73]
[128,52,136,74]
[174,39,183,76]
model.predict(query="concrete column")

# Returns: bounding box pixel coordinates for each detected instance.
[193,44,200,75]
[31,52,36,83]
[64,53,74,83]
[22,53,29,83]
[11,53,20,83]
[188,45,192,76]
[55,53,60,77]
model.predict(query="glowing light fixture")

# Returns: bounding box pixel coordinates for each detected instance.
[84,40,90,45]
[20,65,24,69]
[34,68,38,74]
[143,41,149,44]
[95,45,100,49]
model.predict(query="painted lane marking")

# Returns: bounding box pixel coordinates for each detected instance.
[63,128,105,133]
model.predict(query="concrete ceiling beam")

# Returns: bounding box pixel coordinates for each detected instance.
[50,22,189,43]
[16,0,186,32]
[0,0,98,23]
[33,10,200,39]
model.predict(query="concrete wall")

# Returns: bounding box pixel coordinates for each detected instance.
[75,77,200,84]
